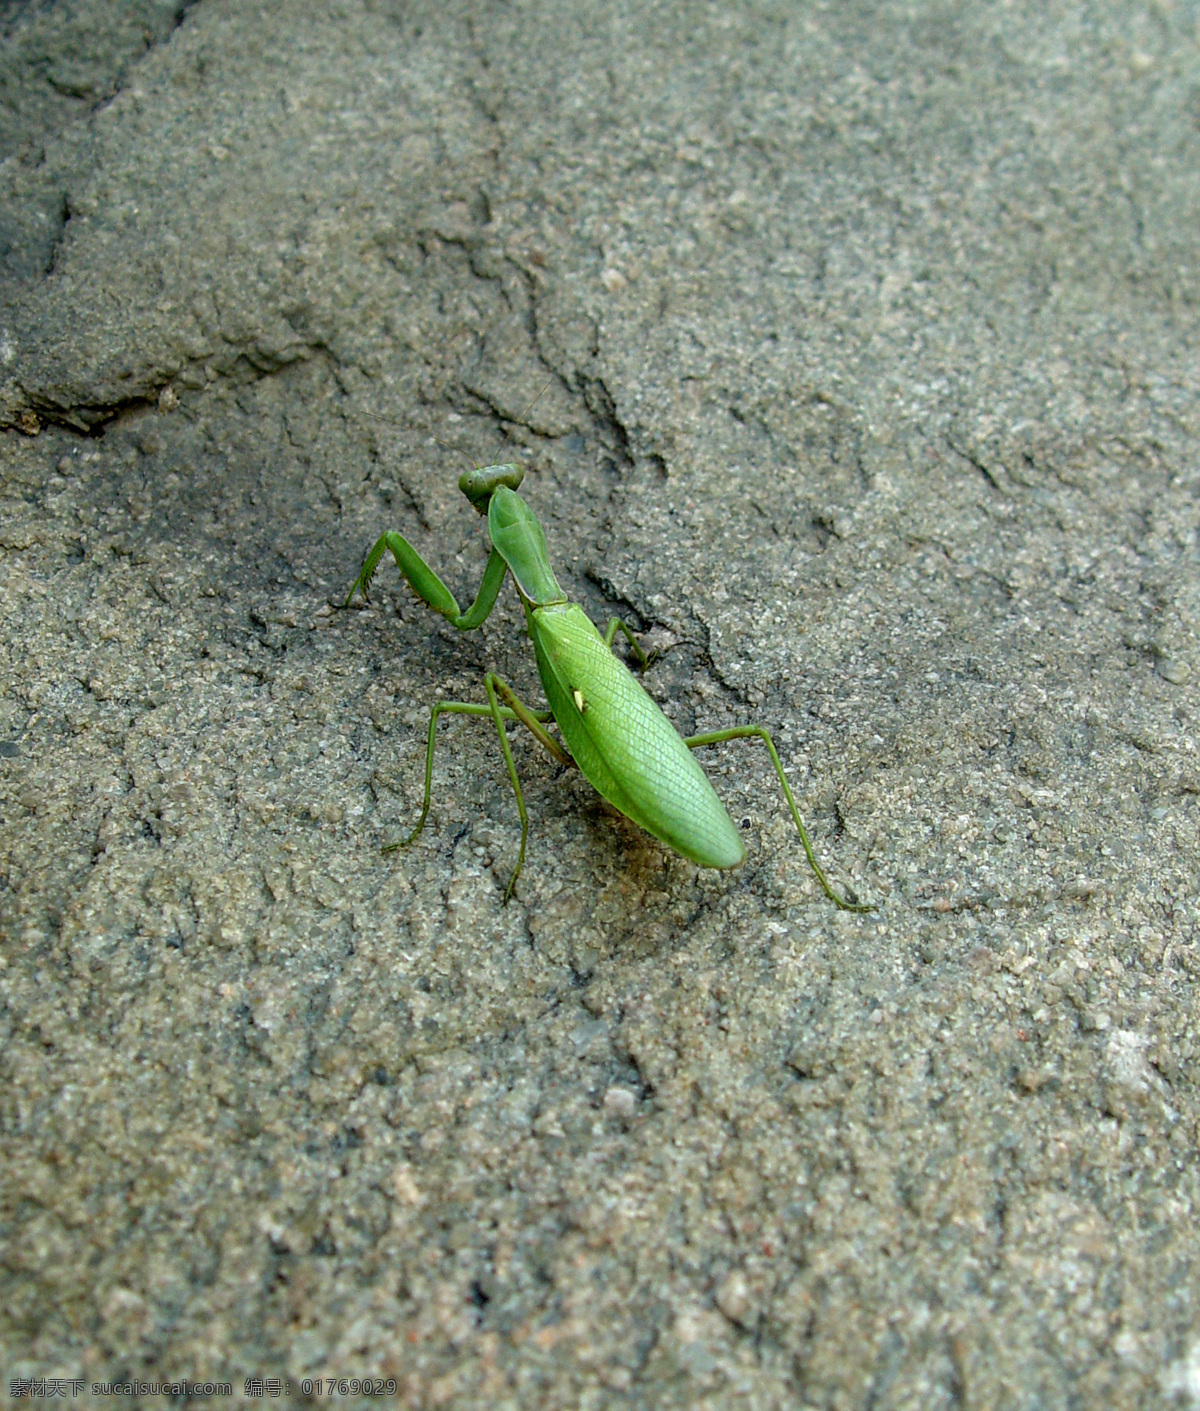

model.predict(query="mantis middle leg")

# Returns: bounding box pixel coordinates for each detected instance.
[391,675,572,902]
[602,616,654,669]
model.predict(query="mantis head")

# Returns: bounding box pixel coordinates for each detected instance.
[459,463,525,515]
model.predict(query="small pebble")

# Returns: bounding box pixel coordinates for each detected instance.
[714,1270,756,1327]
[602,1086,636,1117]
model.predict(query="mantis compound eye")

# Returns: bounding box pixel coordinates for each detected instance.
[459,462,525,512]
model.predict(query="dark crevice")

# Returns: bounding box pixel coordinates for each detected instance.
[577,373,633,473]
[946,434,1006,494]
[43,189,71,275]
[8,338,329,433]
[1,1,205,165]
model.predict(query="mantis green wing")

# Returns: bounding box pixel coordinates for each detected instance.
[527,601,747,868]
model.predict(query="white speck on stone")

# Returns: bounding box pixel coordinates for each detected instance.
[391,1163,423,1206]
[715,1270,756,1328]
[1106,1030,1151,1092]
[1112,1329,1139,1361]
[1161,1337,1200,1406]
[603,1086,636,1117]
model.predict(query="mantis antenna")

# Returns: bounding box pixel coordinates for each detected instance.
[486,380,553,466]
[360,380,553,469]
[432,437,478,470]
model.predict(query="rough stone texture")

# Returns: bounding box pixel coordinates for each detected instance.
[1,1,1198,1407]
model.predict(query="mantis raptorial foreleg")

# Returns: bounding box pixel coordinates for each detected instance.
[390,675,570,901]
[682,725,870,913]
[344,535,509,631]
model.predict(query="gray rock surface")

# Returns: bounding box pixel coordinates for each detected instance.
[1,0,1198,1405]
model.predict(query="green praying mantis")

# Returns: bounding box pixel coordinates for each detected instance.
[344,447,871,912]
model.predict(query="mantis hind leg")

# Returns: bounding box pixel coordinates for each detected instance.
[682,725,873,913]
[389,681,570,904]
